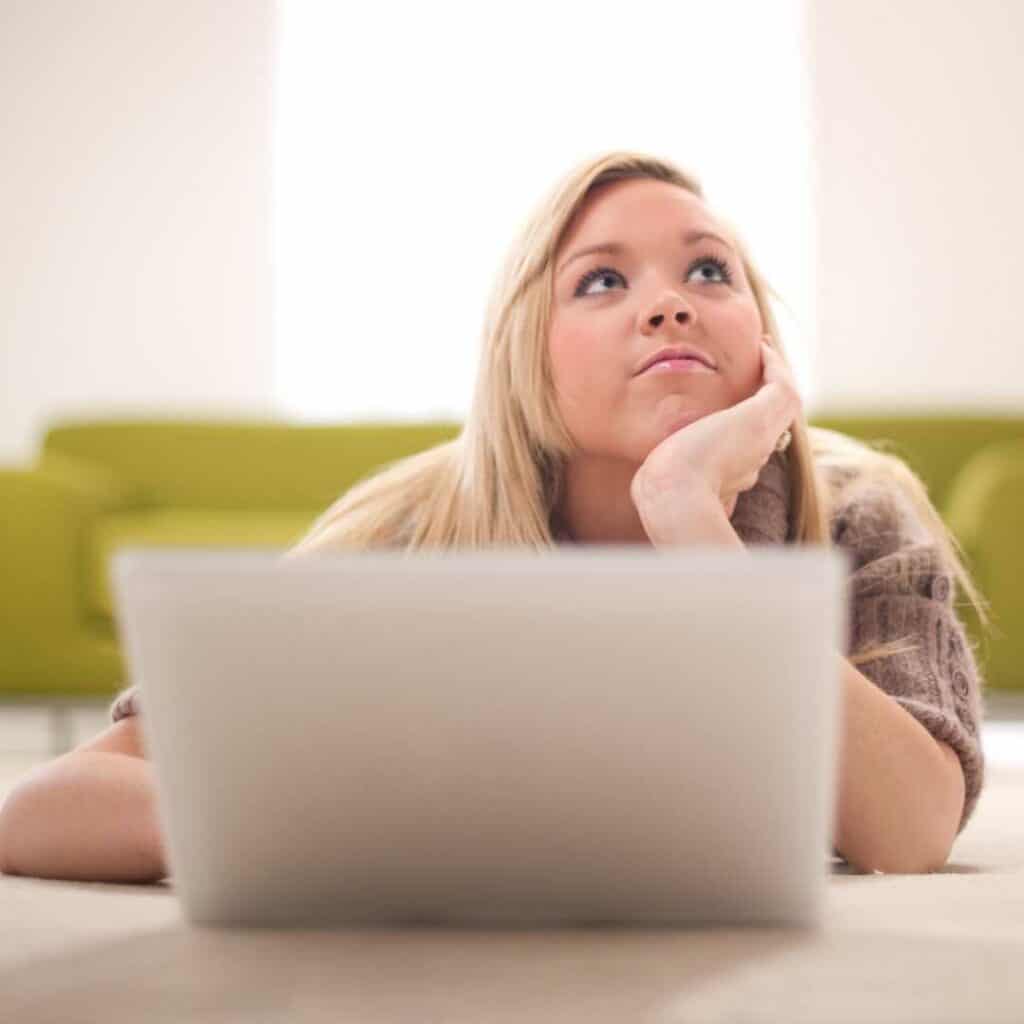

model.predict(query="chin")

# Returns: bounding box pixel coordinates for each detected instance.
[660,406,707,438]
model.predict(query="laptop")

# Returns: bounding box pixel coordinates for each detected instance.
[110,544,849,930]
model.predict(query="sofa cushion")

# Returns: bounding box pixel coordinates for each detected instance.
[86,509,318,622]
[42,419,462,510]
[809,414,1024,515]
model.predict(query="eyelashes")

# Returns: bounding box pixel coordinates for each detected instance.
[573,254,734,297]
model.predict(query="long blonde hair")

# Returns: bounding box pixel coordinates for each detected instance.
[283,149,990,668]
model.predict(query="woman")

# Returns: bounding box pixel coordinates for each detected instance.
[0,150,988,882]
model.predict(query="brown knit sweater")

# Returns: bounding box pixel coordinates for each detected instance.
[109,447,986,842]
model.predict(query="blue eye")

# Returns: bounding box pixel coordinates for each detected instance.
[574,254,734,297]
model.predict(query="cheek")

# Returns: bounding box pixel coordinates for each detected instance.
[548,324,608,398]
[717,304,765,399]
[727,341,764,403]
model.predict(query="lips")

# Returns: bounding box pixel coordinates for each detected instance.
[650,356,703,369]
[635,345,716,375]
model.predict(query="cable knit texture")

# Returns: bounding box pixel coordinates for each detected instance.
[109,447,986,839]
[731,450,986,838]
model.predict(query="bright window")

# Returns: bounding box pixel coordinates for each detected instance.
[272,0,815,422]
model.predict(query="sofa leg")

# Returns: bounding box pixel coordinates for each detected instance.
[49,704,74,758]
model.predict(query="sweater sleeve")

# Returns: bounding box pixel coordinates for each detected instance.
[109,684,141,723]
[833,480,986,837]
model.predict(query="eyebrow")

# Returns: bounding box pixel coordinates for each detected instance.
[556,229,735,278]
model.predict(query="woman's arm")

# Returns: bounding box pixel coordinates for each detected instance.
[641,489,964,874]
[0,718,168,883]
[834,653,965,874]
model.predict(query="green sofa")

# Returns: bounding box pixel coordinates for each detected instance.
[2,414,1022,730]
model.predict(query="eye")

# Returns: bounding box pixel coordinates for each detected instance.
[688,255,733,286]
[573,254,734,297]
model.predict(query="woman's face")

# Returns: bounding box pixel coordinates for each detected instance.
[548,177,765,464]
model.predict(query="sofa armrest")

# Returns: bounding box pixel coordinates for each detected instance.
[943,440,1024,689]
[0,452,143,633]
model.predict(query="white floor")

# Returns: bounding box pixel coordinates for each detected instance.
[982,721,1024,766]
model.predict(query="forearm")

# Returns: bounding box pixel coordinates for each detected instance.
[834,655,962,874]
[640,492,961,873]
[0,752,167,883]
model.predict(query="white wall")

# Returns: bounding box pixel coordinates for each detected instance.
[807,0,1023,413]
[2,0,1019,465]
[0,0,274,464]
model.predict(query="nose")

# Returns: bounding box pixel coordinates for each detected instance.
[648,310,689,328]
[643,293,695,332]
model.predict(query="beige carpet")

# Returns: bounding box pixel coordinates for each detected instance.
[2,755,1022,1022]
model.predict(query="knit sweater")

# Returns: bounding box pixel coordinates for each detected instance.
[108,447,986,843]
[736,448,986,838]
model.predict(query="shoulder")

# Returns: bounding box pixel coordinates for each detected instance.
[811,441,958,607]
[811,436,936,575]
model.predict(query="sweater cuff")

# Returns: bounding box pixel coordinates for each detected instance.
[109,684,140,723]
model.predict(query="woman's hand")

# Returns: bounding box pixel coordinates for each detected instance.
[630,337,802,536]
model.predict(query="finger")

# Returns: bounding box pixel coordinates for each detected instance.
[760,340,800,404]
[760,338,787,382]
[756,341,801,434]
[757,343,792,404]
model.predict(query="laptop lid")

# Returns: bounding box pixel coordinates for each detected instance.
[111,545,848,929]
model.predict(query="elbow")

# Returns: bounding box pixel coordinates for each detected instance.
[0,755,167,884]
[836,742,965,876]
[910,740,967,872]
[842,840,953,876]
[885,829,956,874]
[916,813,961,874]
[837,802,961,875]
[906,754,966,874]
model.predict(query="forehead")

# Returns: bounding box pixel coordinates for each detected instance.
[559,177,728,251]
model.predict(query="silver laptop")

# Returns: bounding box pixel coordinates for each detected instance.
[111,544,849,930]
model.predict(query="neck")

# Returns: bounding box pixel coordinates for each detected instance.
[554,455,651,545]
